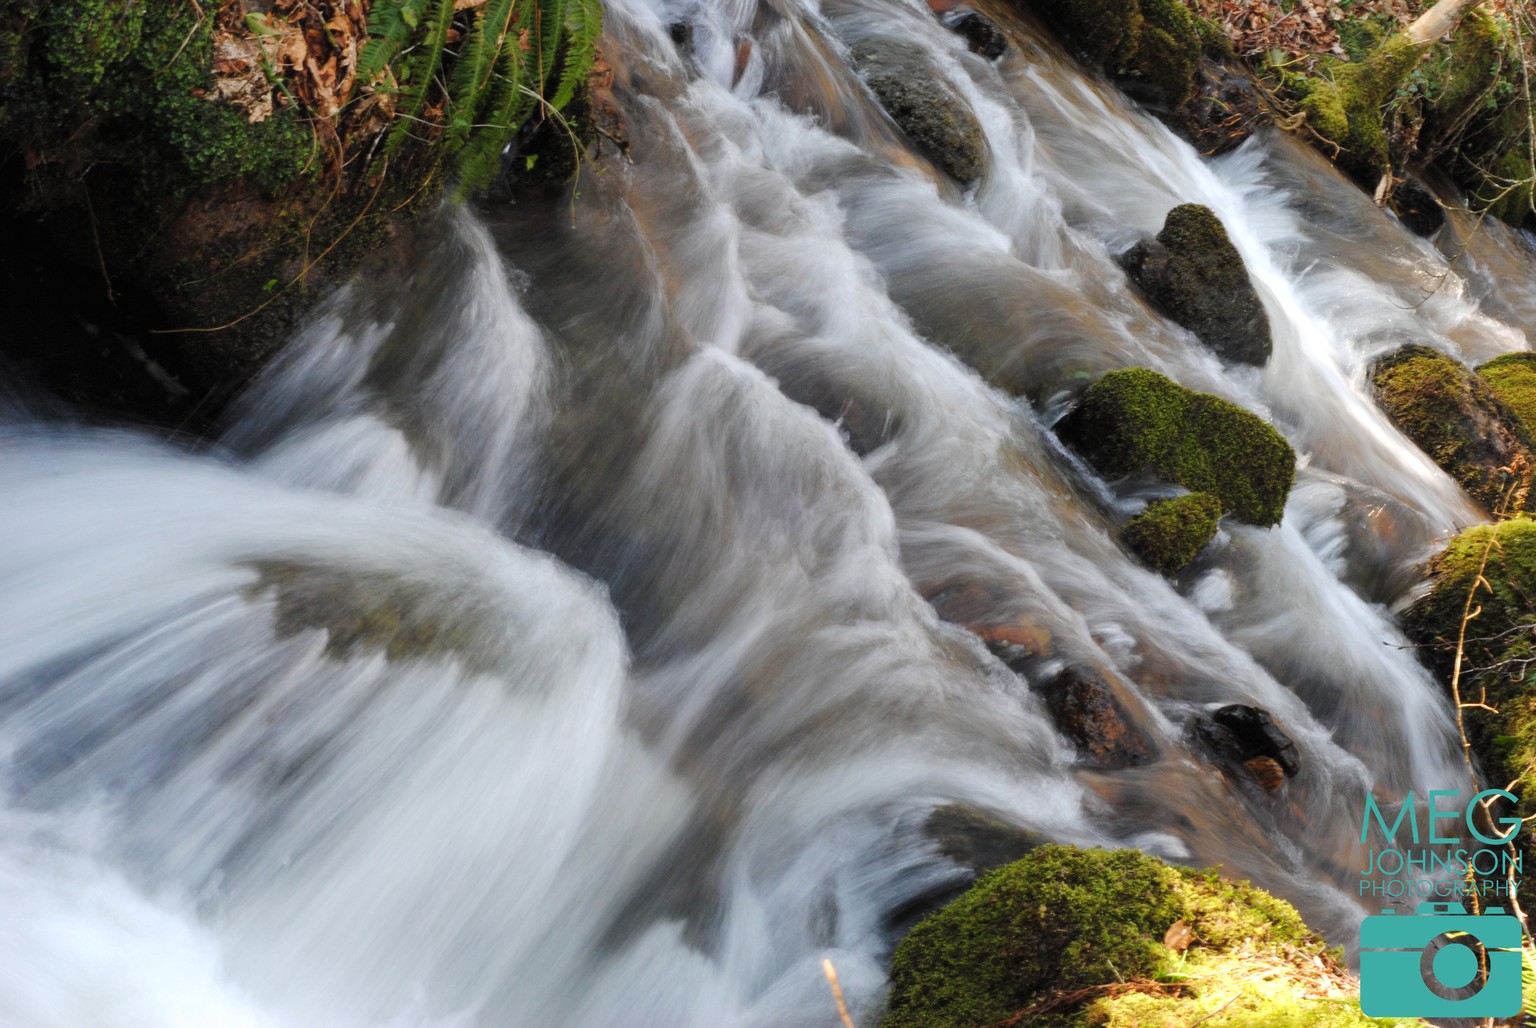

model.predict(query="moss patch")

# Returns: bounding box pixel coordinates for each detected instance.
[882,845,1399,1028]
[1402,518,1536,873]
[1478,353,1536,437]
[1021,0,1201,115]
[1057,368,1296,527]
[1123,492,1222,575]
[1370,345,1536,515]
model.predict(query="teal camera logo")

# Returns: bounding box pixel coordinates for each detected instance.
[1359,902,1522,1017]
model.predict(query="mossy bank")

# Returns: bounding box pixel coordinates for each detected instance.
[0,0,600,425]
[881,844,1422,1028]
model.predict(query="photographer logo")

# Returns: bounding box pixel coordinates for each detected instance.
[1357,788,1524,1016]
[1359,902,1521,1017]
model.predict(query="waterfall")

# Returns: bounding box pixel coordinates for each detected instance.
[2,0,1535,1025]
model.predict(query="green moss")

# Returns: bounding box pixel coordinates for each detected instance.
[1370,345,1535,515]
[1482,146,1534,227]
[1193,17,1234,60]
[1058,368,1296,527]
[882,845,1370,1028]
[1085,974,1425,1027]
[1295,36,1429,180]
[1478,353,1536,436]
[1402,518,1536,874]
[881,846,1184,1028]
[1132,0,1199,109]
[1123,493,1222,575]
[1029,0,1144,70]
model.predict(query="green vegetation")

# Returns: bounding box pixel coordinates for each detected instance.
[1123,492,1222,574]
[1403,518,1536,871]
[882,845,1411,1028]
[1478,352,1536,435]
[1290,35,1424,181]
[1370,345,1535,515]
[1024,0,1201,111]
[361,0,602,194]
[1058,368,1296,526]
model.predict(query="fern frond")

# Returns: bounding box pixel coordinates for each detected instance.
[385,0,455,153]
[358,0,432,84]
[548,0,602,111]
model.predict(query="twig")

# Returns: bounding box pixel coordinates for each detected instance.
[822,959,855,1028]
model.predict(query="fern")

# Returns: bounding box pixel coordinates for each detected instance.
[355,0,605,194]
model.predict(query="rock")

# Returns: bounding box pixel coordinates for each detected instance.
[926,583,1055,657]
[939,9,1008,59]
[882,844,1330,1028]
[1243,756,1287,794]
[1121,204,1273,366]
[1170,58,1272,156]
[1038,666,1154,769]
[1056,367,1296,527]
[1390,178,1445,237]
[668,22,693,53]
[1477,352,1536,435]
[851,38,987,185]
[1195,704,1301,785]
[923,804,1044,874]
[1122,492,1223,575]
[1370,344,1536,515]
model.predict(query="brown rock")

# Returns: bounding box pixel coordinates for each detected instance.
[1243,756,1286,794]
[1038,666,1154,769]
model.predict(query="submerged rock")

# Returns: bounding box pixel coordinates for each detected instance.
[1121,204,1272,366]
[1122,492,1222,575]
[881,844,1375,1027]
[851,38,987,185]
[1038,665,1155,769]
[923,804,1045,875]
[1056,368,1296,527]
[1370,344,1536,515]
[1195,704,1301,791]
[939,9,1008,60]
[1389,178,1446,237]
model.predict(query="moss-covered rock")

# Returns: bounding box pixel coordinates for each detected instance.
[1122,204,1272,366]
[1402,517,1536,874]
[882,845,1390,1028]
[1123,492,1222,575]
[1016,0,1202,119]
[1477,352,1536,436]
[1057,368,1296,527]
[1370,345,1536,515]
[1291,36,1427,184]
[852,38,986,185]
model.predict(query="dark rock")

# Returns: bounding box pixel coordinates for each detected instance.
[668,22,693,53]
[851,38,987,185]
[1121,204,1272,366]
[939,10,1008,59]
[1390,178,1445,238]
[923,804,1045,874]
[1195,704,1300,785]
[1169,59,1272,156]
[1038,666,1154,769]
[1370,344,1536,515]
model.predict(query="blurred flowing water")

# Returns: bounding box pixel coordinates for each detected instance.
[3,1,1536,1025]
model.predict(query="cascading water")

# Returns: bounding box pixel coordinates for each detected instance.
[3,0,1536,1024]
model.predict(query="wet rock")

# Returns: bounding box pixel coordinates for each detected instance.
[1056,367,1296,526]
[1370,344,1536,515]
[1195,704,1300,787]
[668,22,693,53]
[1121,204,1273,366]
[1122,492,1222,575]
[1170,59,1272,156]
[939,9,1008,60]
[923,804,1044,874]
[927,583,1054,658]
[1038,666,1154,769]
[1390,178,1445,238]
[851,38,986,185]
